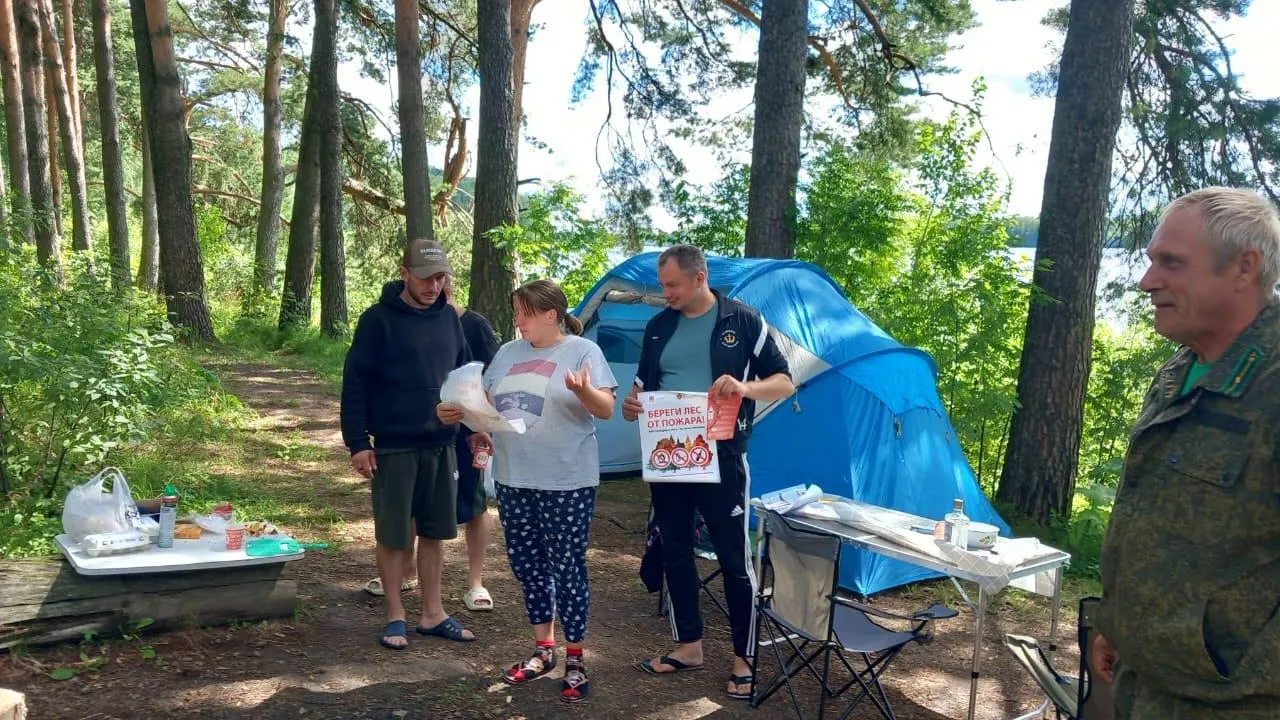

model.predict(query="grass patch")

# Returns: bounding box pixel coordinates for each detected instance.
[212,303,351,385]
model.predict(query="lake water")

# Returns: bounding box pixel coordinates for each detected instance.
[1009,247,1151,331]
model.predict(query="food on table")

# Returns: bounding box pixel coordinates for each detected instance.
[243,520,280,537]
[173,523,203,540]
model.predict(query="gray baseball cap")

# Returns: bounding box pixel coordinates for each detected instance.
[402,238,453,279]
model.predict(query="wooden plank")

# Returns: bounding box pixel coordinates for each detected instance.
[0,558,284,606]
[0,559,297,649]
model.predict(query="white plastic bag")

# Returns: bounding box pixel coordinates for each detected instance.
[483,461,496,500]
[440,362,527,435]
[61,467,142,543]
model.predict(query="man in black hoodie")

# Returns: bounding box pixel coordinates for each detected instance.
[341,238,477,649]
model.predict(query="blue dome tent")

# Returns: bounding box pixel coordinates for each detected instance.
[573,251,1011,597]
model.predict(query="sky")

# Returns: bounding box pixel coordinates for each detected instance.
[336,0,1280,227]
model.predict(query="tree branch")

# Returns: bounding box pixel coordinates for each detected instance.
[342,177,406,216]
[418,0,476,49]
[192,185,291,228]
[175,55,249,74]
[281,162,408,216]
[171,2,262,74]
[716,0,854,110]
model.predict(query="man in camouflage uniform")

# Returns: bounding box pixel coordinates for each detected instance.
[1092,187,1280,719]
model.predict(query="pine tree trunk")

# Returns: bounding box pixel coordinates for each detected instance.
[509,0,539,131]
[38,0,91,261]
[14,0,59,277]
[744,0,807,259]
[395,0,432,241]
[57,0,77,141]
[277,17,323,333]
[92,0,129,290]
[997,0,1135,524]
[136,108,159,292]
[130,0,214,341]
[252,0,286,292]
[42,66,60,236]
[0,0,31,241]
[314,0,346,337]
[470,0,518,340]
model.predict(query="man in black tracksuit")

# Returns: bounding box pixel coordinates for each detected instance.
[341,238,477,650]
[625,244,794,699]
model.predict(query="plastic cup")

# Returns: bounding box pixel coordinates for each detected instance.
[225,524,245,551]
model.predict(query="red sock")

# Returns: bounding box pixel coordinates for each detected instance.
[536,639,555,651]
[566,647,583,661]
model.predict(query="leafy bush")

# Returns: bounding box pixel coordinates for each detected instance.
[0,247,247,556]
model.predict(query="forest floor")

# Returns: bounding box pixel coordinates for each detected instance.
[1,358,1085,720]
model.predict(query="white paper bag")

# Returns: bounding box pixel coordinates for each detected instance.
[441,362,526,435]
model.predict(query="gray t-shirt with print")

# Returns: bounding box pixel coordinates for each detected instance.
[483,335,618,491]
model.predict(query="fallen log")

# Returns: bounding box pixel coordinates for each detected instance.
[0,558,297,649]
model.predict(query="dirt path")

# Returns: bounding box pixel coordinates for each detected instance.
[2,360,1075,719]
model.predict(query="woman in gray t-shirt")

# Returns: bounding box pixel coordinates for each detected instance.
[481,279,616,703]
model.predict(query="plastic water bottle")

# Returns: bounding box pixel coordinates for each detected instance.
[945,498,970,549]
[156,484,179,548]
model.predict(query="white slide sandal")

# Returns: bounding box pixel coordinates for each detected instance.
[363,577,420,597]
[464,585,494,611]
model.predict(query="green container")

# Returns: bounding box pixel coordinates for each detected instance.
[244,537,327,557]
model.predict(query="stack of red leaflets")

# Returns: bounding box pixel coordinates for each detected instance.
[706,392,741,441]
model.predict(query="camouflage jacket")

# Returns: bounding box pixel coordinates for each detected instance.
[1099,299,1280,708]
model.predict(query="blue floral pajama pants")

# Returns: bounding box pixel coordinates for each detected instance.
[495,484,596,644]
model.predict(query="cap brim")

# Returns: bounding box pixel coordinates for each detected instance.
[408,264,451,279]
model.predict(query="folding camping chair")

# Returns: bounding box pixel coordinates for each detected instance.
[751,509,958,720]
[1002,596,1114,720]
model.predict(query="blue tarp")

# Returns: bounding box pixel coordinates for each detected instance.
[574,252,1011,597]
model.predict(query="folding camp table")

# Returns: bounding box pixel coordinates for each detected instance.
[753,504,1070,720]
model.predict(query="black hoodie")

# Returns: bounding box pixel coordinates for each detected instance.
[340,280,472,453]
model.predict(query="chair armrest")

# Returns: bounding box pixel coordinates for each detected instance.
[832,596,921,623]
[911,604,959,621]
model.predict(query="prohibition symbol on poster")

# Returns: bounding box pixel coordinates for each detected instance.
[638,391,721,484]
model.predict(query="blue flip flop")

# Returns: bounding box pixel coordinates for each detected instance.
[416,615,475,642]
[379,619,408,650]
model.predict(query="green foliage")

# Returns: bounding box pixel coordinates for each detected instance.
[578,0,979,231]
[0,246,256,558]
[1080,291,1175,487]
[513,183,620,306]
[668,165,750,257]
[1031,0,1280,243]
[0,250,177,495]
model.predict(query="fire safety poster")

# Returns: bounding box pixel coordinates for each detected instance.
[638,391,721,484]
